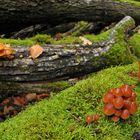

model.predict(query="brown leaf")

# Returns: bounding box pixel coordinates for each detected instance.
[14,97,27,106]
[25,93,37,102]
[79,36,92,45]
[4,106,14,115]
[1,98,10,105]
[29,44,44,59]
[36,93,49,101]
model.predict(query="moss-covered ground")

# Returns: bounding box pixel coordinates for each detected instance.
[0,14,140,139]
[0,62,140,140]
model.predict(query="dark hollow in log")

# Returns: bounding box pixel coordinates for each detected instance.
[0,16,136,97]
[0,0,140,34]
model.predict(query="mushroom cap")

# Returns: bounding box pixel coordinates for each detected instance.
[121,85,132,97]
[123,98,132,110]
[114,110,122,117]
[93,114,100,122]
[104,103,116,116]
[86,115,93,124]
[121,109,130,120]
[129,102,137,114]
[103,93,114,103]
[112,96,124,109]
[113,88,123,97]
[131,92,136,101]
[112,116,120,122]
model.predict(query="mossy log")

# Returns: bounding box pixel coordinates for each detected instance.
[0,16,136,97]
[0,0,140,34]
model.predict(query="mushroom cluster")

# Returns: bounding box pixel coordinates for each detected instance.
[86,114,100,124]
[103,85,137,122]
[0,44,15,59]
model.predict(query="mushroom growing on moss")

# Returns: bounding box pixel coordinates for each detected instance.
[104,103,116,116]
[103,85,137,122]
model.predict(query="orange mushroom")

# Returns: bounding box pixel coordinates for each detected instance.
[131,92,136,101]
[121,109,130,120]
[86,115,93,124]
[108,88,115,94]
[113,88,123,97]
[114,110,122,117]
[93,114,100,122]
[112,116,120,122]
[104,103,116,116]
[112,96,124,109]
[121,85,132,97]
[103,93,114,103]
[129,102,137,114]
[123,99,132,110]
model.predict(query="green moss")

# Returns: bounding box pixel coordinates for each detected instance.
[43,81,72,93]
[0,62,139,139]
[31,34,53,44]
[0,38,34,46]
[71,21,90,36]
[128,33,140,58]
[84,30,110,42]
[101,41,136,67]
[114,0,140,7]
[53,36,82,45]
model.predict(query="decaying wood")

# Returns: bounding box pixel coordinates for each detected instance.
[0,16,136,98]
[0,0,140,34]
[0,16,134,82]
[11,23,76,39]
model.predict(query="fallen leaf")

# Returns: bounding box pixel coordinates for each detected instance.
[37,93,49,101]
[0,44,15,59]
[29,44,44,59]
[1,98,10,105]
[14,97,27,106]
[0,44,5,51]
[79,36,92,45]
[25,93,37,102]
[4,106,14,115]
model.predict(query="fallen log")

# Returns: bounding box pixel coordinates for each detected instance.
[0,0,140,34]
[0,16,136,98]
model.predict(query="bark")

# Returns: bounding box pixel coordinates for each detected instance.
[11,23,76,39]
[0,0,140,34]
[0,16,135,82]
[0,16,136,98]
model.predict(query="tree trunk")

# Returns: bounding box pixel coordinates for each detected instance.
[0,16,136,94]
[0,0,140,34]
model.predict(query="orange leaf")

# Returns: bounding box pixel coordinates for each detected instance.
[0,44,15,58]
[0,44,5,51]
[29,44,44,59]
